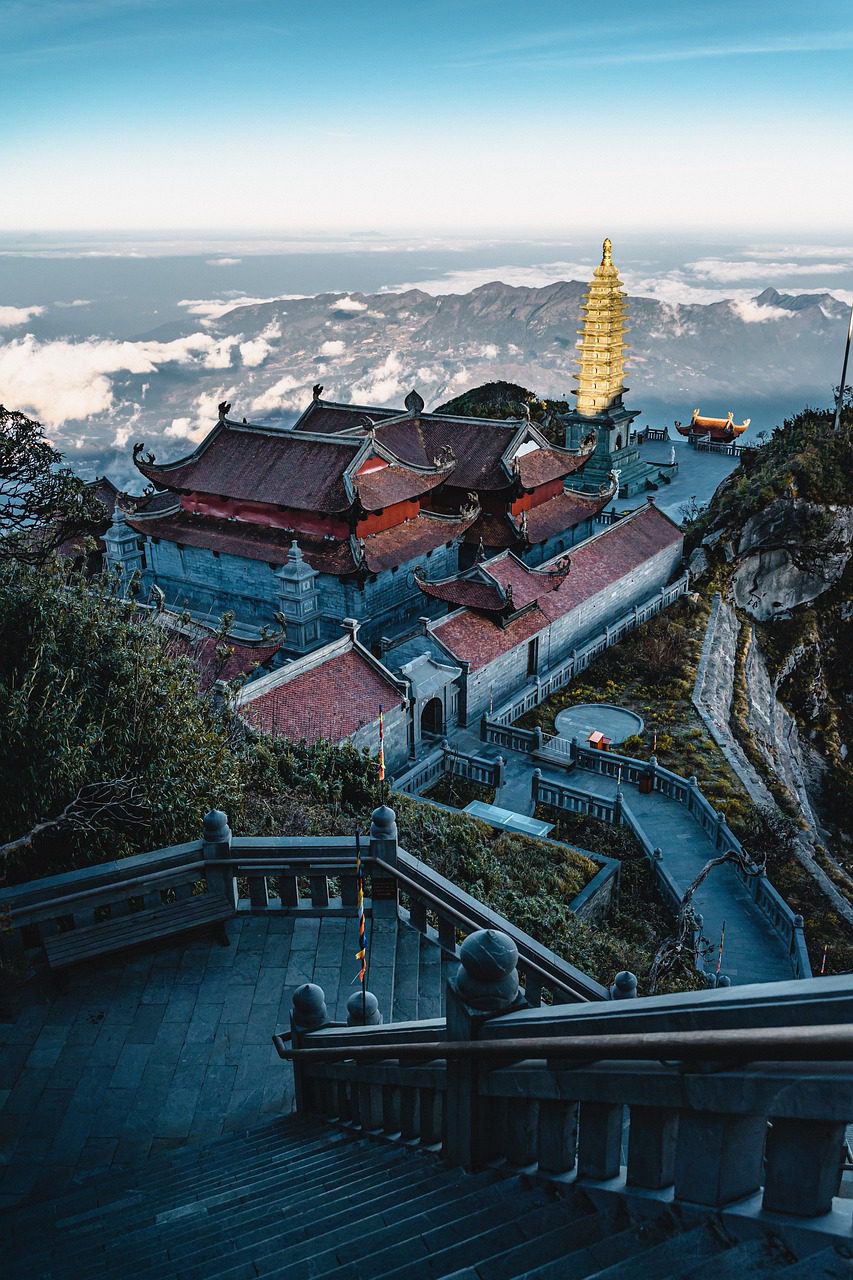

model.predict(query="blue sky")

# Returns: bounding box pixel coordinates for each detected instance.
[2,0,852,233]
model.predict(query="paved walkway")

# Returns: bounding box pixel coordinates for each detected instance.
[0,916,341,1209]
[452,727,795,984]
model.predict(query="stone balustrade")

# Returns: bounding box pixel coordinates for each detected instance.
[285,928,853,1239]
[0,807,607,1006]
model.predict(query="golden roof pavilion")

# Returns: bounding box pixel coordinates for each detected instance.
[573,237,629,418]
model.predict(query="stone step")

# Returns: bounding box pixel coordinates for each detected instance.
[366,916,397,1027]
[677,1237,795,1278]
[217,1174,528,1280]
[514,1210,683,1279]
[57,1146,426,1277]
[391,921,421,1022]
[371,1192,576,1280]
[417,934,443,1021]
[586,1222,725,1279]
[776,1247,853,1278]
[440,1194,611,1280]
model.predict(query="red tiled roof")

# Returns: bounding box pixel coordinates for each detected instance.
[374,415,518,490]
[417,576,506,611]
[485,556,542,610]
[355,463,447,511]
[135,423,362,513]
[240,648,399,740]
[166,633,282,690]
[360,513,478,573]
[433,506,682,671]
[462,511,518,547]
[515,447,587,488]
[293,401,401,435]
[523,489,611,544]
[126,509,357,573]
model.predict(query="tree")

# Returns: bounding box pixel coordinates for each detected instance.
[0,559,244,881]
[0,405,108,564]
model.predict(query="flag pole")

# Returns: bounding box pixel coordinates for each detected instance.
[716,920,726,977]
[355,828,366,1023]
[378,703,386,809]
[833,298,853,432]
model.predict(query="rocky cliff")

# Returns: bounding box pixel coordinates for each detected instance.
[688,405,852,912]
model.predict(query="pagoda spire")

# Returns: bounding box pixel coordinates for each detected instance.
[573,237,629,418]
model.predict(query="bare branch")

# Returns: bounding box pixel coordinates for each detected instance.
[0,776,151,872]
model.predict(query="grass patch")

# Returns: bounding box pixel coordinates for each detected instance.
[422,774,496,809]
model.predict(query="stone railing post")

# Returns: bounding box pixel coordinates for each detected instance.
[445,929,523,1169]
[534,726,544,752]
[494,754,505,788]
[648,755,658,793]
[202,809,237,911]
[369,804,399,917]
[346,990,382,1026]
[613,787,623,825]
[290,982,328,1113]
[763,1117,847,1217]
[610,971,637,1000]
[531,768,541,808]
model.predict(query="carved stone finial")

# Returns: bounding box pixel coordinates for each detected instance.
[312,383,324,401]
[404,388,425,417]
[291,983,328,1031]
[451,929,520,1012]
[610,970,638,1000]
[132,441,145,463]
[346,990,381,1026]
[370,804,398,841]
[217,400,232,422]
[602,237,613,264]
[202,809,231,844]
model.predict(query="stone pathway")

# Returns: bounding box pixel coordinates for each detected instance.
[452,727,795,984]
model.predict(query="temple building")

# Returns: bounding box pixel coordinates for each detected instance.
[380,501,685,747]
[107,391,610,650]
[561,239,675,498]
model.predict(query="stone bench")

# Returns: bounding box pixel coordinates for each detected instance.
[43,889,231,969]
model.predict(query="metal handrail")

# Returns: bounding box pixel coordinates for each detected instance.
[274,1023,853,1063]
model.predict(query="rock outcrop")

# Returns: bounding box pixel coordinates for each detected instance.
[731,500,853,621]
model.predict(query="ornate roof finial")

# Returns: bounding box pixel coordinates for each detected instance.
[404,388,425,417]
[602,237,613,265]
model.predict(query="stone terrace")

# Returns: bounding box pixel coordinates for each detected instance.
[0,913,438,1211]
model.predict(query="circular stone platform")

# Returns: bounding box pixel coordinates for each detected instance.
[554,703,644,746]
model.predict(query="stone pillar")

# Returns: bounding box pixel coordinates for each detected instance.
[290,982,328,1113]
[444,929,522,1169]
[534,726,544,752]
[480,714,488,742]
[613,787,623,824]
[763,1118,846,1217]
[627,1105,679,1190]
[578,1100,623,1180]
[494,755,505,788]
[531,768,542,808]
[675,1111,767,1207]
[202,809,237,913]
[369,804,399,917]
[346,990,382,1026]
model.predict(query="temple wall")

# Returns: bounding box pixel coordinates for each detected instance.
[462,540,683,722]
[349,700,409,774]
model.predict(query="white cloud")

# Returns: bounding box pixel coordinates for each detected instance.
[53,298,92,309]
[239,337,272,367]
[164,389,234,444]
[332,296,368,312]
[349,352,407,404]
[729,298,796,324]
[206,257,242,266]
[387,262,592,295]
[201,338,236,369]
[0,304,45,329]
[319,339,345,356]
[177,294,302,323]
[474,343,499,359]
[250,374,304,415]
[0,331,241,428]
[688,257,850,283]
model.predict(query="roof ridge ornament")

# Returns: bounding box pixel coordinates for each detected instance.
[602,237,613,266]
[217,400,232,423]
[312,383,324,402]
[404,388,425,417]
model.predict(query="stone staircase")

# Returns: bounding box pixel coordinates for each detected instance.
[6,1115,851,1279]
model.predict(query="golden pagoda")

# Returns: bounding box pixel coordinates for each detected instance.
[562,238,676,497]
[573,237,629,417]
